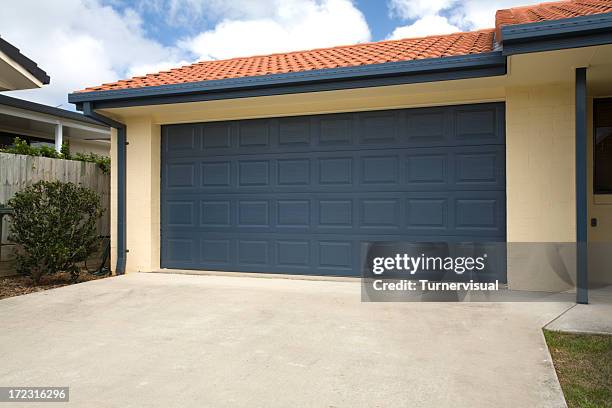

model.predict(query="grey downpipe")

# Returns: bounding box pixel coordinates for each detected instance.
[82,102,127,275]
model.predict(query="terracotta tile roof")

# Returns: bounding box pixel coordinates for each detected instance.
[78,29,495,93]
[496,0,612,39]
[76,0,612,94]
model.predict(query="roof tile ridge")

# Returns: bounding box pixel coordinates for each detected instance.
[191,28,496,66]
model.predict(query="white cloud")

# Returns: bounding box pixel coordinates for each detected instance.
[447,0,544,29]
[181,0,371,61]
[388,0,546,35]
[388,14,460,39]
[162,0,274,25]
[1,0,185,108]
[1,0,371,109]
[389,0,453,20]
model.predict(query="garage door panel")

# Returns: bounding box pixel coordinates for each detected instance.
[163,191,505,237]
[318,114,354,146]
[162,103,504,159]
[360,155,400,185]
[201,161,232,187]
[164,147,504,196]
[278,117,312,146]
[161,103,506,275]
[202,122,232,149]
[454,104,504,143]
[238,119,271,147]
[162,231,506,274]
[404,107,450,143]
[358,111,400,145]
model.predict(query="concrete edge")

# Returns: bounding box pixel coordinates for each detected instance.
[538,328,568,407]
[543,327,612,336]
[148,269,361,283]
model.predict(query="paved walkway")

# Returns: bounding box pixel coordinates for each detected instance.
[0,273,572,408]
[545,285,612,335]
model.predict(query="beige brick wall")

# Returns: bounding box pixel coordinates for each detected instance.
[124,117,161,273]
[109,119,161,274]
[506,83,576,242]
[505,83,577,290]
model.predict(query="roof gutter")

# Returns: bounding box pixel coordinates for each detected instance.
[82,102,127,275]
[501,12,612,55]
[69,51,506,110]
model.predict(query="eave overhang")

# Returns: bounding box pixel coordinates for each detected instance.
[501,12,612,56]
[69,52,507,110]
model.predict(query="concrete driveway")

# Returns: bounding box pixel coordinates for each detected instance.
[0,273,571,407]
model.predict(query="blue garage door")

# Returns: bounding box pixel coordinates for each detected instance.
[161,103,506,276]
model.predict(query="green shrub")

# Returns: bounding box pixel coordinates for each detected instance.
[60,140,71,159]
[1,137,39,156]
[1,137,110,174]
[73,152,111,174]
[7,181,104,284]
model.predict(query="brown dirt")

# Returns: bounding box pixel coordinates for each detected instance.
[0,271,108,300]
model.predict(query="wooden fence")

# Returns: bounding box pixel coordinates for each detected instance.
[0,152,110,276]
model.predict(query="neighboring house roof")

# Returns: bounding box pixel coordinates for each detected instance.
[0,94,105,126]
[0,36,50,86]
[78,29,495,93]
[495,0,612,39]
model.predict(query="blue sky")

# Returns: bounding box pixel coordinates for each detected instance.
[106,1,407,45]
[1,0,540,109]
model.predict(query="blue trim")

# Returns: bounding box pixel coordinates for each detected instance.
[82,102,127,275]
[502,12,612,55]
[69,52,506,109]
[575,67,588,305]
[0,36,50,85]
[0,94,105,126]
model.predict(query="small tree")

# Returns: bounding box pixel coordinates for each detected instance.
[8,181,104,284]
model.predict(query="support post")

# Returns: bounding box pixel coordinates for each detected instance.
[575,67,588,304]
[54,123,63,153]
[116,126,127,274]
[82,102,127,275]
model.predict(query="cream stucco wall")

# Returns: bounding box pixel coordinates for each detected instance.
[109,120,161,274]
[123,117,161,273]
[68,139,110,156]
[506,83,576,242]
[505,83,578,291]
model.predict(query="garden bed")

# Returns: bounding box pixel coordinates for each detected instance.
[0,272,107,300]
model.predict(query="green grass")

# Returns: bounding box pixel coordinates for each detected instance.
[544,330,612,408]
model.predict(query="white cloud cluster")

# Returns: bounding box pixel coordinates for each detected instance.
[1,0,370,108]
[389,14,460,39]
[387,0,543,39]
[1,0,186,107]
[180,0,371,61]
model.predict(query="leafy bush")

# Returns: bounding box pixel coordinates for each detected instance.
[1,137,110,174]
[73,152,111,174]
[1,137,65,159]
[60,141,71,159]
[7,181,104,284]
